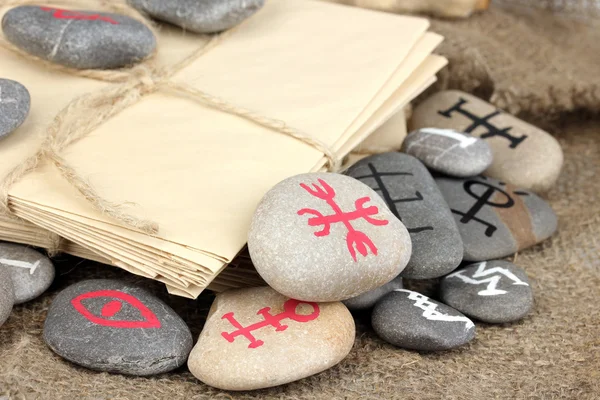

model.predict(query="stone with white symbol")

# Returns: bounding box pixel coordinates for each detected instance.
[402,128,493,177]
[188,286,355,391]
[127,0,265,34]
[248,172,412,302]
[0,78,30,139]
[372,289,475,351]
[346,153,462,279]
[43,279,193,376]
[0,243,54,304]
[342,274,403,311]
[436,175,558,261]
[2,6,156,69]
[440,260,533,323]
[410,90,563,192]
[0,268,14,327]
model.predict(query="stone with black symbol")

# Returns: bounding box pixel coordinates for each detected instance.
[0,243,54,304]
[248,172,412,302]
[0,268,14,327]
[410,90,563,192]
[402,128,493,177]
[0,78,30,139]
[440,260,533,323]
[342,274,403,311]
[346,153,462,279]
[188,286,355,391]
[43,279,193,376]
[372,289,475,351]
[127,0,265,34]
[2,5,156,69]
[435,175,558,261]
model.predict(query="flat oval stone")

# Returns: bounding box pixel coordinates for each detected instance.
[188,286,355,391]
[346,153,463,279]
[342,274,403,311]
[0,268,14,327]
[372,289,475,351]
[410,90,563,192]
[2,6,156,69]
[435,175,558,261]
[440,260,533,323]
[0,243,54,304]
[127,0,265,34]
[0,78,30,139]
[402,128,493,177]
[43,279,193,376]
[248,172,412,302]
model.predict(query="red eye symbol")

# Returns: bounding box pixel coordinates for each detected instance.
[71,290,161,329]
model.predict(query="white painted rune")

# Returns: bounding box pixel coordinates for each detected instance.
[419,128,478,148]
[0,258,41,275]
[396,289,474,329]
[446,261,529,296]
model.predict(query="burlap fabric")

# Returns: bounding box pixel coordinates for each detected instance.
[1,2,599,399]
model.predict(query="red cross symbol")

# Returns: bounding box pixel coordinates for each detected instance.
[297,178,389,261]
[40,6,119,25]
[221,299,320,349]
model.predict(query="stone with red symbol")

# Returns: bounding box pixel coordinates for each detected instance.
[248,172,412,302]
[187,286,355,391]
[43,279,193,376]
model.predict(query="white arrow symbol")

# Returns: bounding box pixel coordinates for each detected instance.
[0,258,41,275]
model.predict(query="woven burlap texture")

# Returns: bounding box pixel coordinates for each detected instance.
[1,3,599,399]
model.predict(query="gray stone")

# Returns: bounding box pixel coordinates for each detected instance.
[440,260,533,323]
[372,289,475,351]
[0,268,14,327]
[127,0,265,34]
[43,279,193,376]
[402,128,493,177]
[342,274,403,311]
[0,243,54,304]
[0,78,30,139]
[248,172,412,302]
[346,153,463,279]
[2,6,156,69]
[435,175,558,261]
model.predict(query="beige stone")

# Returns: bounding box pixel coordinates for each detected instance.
[188,287,355,391]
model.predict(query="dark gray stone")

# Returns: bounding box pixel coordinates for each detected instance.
[0,78,30,139]
[127,0,265,33]
[372,289,475,351]
[402,128,493,177]
[0,243,54,304]
[346,153,463,279]
[2,6,156,69]
[342,275,403,311]
[43,279,193,376]
[435,175,558,261]
[440,260,533,323]
[0,268,14,327]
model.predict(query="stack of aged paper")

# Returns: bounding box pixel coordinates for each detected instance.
[0,0,446,297]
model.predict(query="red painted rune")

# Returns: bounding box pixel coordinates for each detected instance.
[221,299,320,349]
[40,6,119,25]
[297,178,389,261]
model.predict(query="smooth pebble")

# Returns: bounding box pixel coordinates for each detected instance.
[0,78,30,139]
[0,243,54,304]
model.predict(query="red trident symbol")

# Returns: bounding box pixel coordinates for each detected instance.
[221,299,320,349]
[40,7,119,25]
[297,178,389,261]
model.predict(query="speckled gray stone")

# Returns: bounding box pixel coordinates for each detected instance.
[346,153,463,279]
[43,279,193,376]
[2,5,156,69]
[0,243,54,304]
[372,289,475,351]
[402,128,493,177]
[440,260,533,323]
[0,78,30,139]
[248,172,412,302]
[0,268,14,327]
[342,274,403,311]
[436,175,558,261]
[127,0,265,33]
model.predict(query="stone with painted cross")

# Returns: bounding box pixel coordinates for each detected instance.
[440,260,533,323]
[248,172,412,302]
[2,5,156,69]
[410,90,563,192]
[435,175,557,261]
[0,242,54,304]
[346,153,463,279]
[187,286,354,391]
[0,78,30,139]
